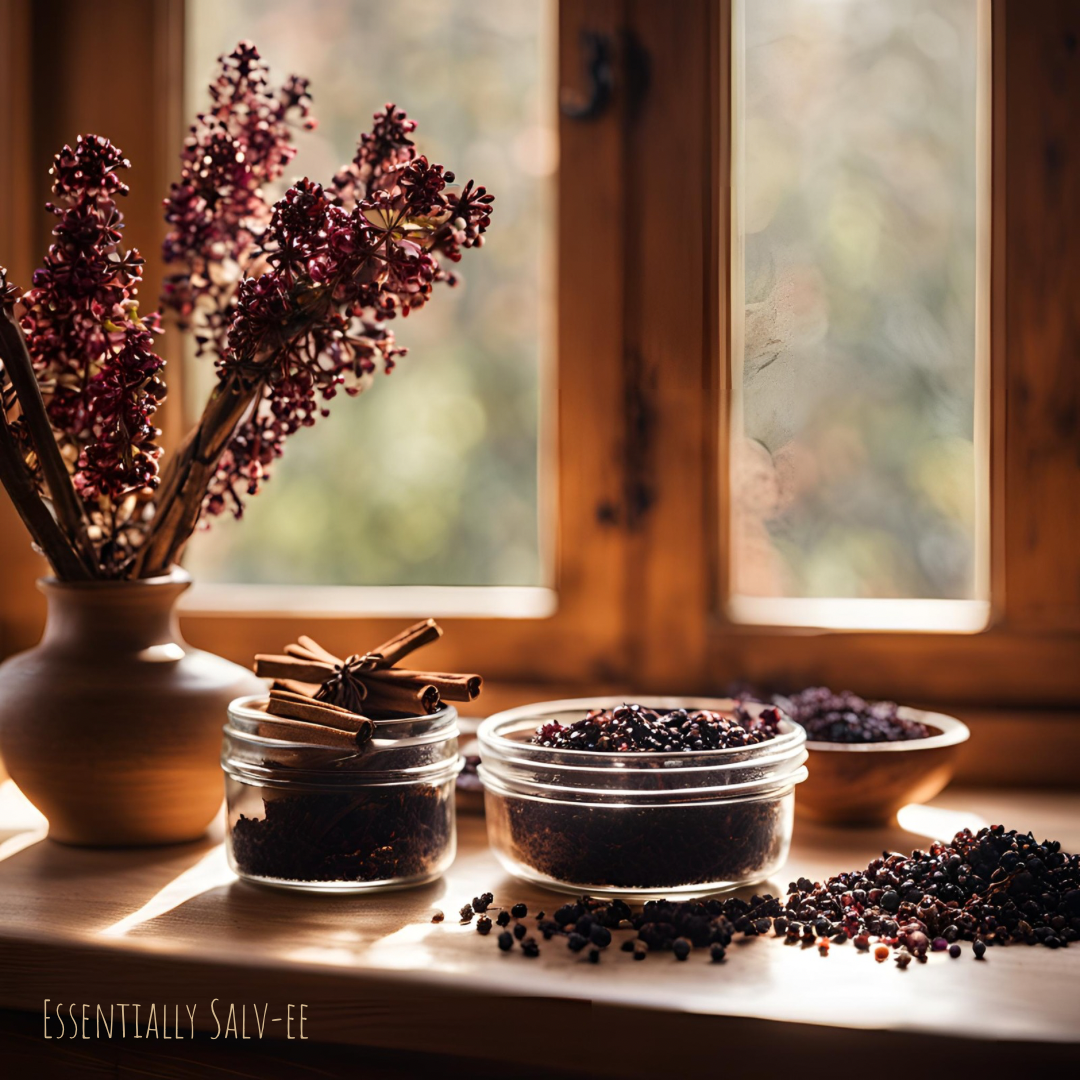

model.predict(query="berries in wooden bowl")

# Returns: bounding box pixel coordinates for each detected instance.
[775,688,970,827]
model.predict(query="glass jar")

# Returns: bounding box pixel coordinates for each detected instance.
[222,695,461,892]
[479,697,808,897]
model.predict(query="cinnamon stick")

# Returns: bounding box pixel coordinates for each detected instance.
[360,680,442,716]
[254,620,473,724]
[255,653,336,684]
[369,619,443,667]
[362,667,482,702]
[294,636,341,665]
[254,715,371,750]
[271,678,321,698]
[268,687,356,712]
[267,690,374,737]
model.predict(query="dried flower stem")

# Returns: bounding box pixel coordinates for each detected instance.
[133,371,264,576]
[0,310,95,576]
[0,397,90,579]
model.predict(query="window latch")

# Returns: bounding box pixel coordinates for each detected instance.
[560,31,614,121]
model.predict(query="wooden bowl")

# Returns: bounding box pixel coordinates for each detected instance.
[796,708,970,826]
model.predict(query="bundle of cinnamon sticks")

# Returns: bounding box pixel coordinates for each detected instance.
[251,619,482,750]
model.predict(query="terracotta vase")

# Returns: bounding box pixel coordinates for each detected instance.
[0,570,263,846]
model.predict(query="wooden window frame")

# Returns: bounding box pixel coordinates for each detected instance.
[2,0,1079,781]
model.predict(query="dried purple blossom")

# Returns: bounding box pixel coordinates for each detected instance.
[2,41,494,580]
[19,136,165,514]
[194,99,492,521]
[161,41,315,359]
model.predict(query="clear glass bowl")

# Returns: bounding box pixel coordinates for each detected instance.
[478,696,808,897]
[222,695,462,892]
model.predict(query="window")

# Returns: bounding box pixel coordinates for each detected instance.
[183,0,555,593]
[731,0,988,631]
[1,0,1079,771]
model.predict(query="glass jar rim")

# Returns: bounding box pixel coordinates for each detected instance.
[223,754,464,788]
[478,762,808,806]
[227,694,459,750]
[479,696,806,767]
[223,695,461,786]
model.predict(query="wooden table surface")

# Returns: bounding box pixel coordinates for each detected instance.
[1,781,1078,1077]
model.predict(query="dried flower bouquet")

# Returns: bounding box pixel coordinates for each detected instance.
[0,42,493,580]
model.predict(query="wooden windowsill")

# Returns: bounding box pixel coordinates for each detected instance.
[179,584,560,620]
[1,782,1077,1076]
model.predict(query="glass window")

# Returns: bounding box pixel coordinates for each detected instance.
[731,0,987,623]
[182,0,554,587]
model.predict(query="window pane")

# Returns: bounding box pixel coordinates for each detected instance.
[732,0,985,605]
[183,0,553,586]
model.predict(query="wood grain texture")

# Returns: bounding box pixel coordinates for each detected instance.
[624,0,715,687]
[0,784,1077,1075]
[1002,1,1080,631]
[0,0,48,658]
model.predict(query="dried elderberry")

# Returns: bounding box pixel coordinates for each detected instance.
[497,931,514,951]
[461,825,1077,974]
[532,702,782,753]
[776,687,930,743]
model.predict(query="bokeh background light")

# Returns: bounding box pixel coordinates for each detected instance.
[183,0,553,587]
[733,0,983,602]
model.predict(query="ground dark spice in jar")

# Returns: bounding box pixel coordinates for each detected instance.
[489,796,787,890]
[776,687,930,743]
[229,783,453,884]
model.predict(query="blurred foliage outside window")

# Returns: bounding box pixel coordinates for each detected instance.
[734,0,982,601]
[183,0,553,586]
